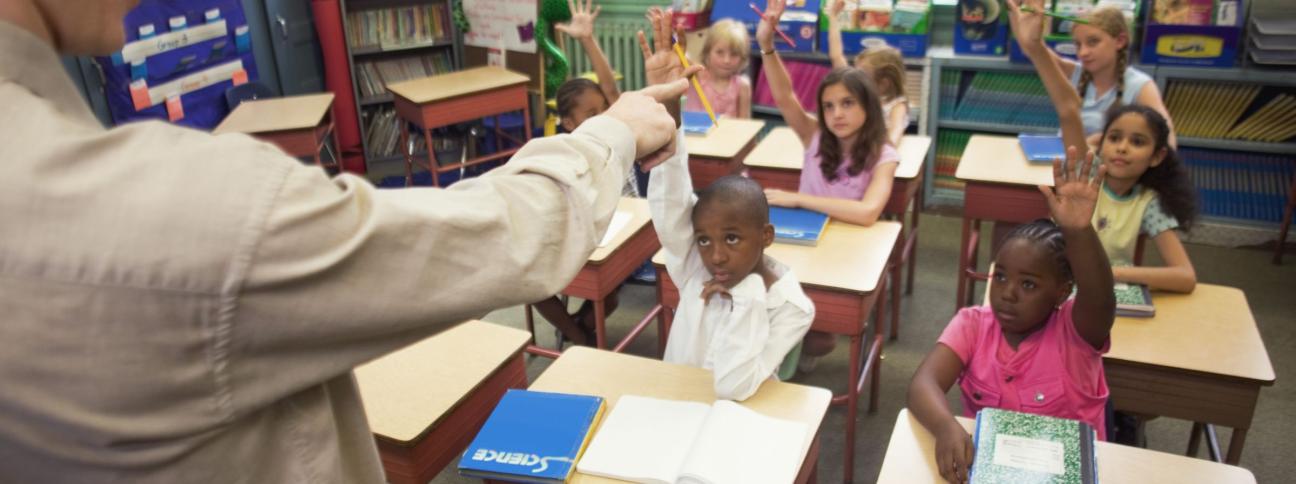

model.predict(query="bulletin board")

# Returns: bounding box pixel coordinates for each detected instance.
[461,0,542,92]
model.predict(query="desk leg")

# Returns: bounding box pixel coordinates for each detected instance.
[956,216,973,309]
[594,298,607,349]
[1226,426,1249,465]
[402,121,412,187]
[424,126,440,187]
[906,189,921,295]
[844,332,862,483]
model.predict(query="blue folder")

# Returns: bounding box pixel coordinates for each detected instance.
[682,110,714,135]
[770,207,829,246]
[458,389,606,483]
[1018,134,1067,163]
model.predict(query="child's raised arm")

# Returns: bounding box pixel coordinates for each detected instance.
[1008,0,1086,154]
[1039,146,1116,349]
[826,0,849,69]
[556,0,620,103]
[756,0,819,145]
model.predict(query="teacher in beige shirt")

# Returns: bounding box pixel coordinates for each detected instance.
[0,0,689,481]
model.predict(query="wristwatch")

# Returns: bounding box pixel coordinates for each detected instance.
[761,47,776,56]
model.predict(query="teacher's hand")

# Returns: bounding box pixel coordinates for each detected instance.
[604,79,689,170]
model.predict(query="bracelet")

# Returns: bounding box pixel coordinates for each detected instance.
[761,47,777,56]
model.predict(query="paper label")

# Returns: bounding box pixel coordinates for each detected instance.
[992,434,1064,475]
[166,95,184,121]
[129,80,150,111]
[232,69,248,86]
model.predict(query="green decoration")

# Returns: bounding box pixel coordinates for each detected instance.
[537,0,572,99]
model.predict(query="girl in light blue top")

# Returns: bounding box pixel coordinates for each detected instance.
[1029,6,1176,148]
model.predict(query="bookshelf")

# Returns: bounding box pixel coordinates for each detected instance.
[340,0,461,167]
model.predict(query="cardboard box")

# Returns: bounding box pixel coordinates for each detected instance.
[711,0,820,53]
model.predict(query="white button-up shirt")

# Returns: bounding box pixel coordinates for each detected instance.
[649,130,815,401]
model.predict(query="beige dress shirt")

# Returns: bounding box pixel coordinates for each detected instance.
[0,20,638,483]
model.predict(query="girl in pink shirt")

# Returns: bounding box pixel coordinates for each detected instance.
[682,19,752,118]
[908,148,1116,484]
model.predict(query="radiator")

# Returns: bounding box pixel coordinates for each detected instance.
[561,19,650,92]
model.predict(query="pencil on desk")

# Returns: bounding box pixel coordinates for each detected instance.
[749,3,798,48]
[672,41,718,126]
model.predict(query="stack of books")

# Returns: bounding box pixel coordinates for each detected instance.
[345,3,452,50]
[1166,81,1296,143]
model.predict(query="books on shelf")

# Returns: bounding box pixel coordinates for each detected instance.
[1114,282,1155,317]
[1165,81,1296,143]
[950,71,1058,130]
[1018,134,1066,163]
[458,389,606,484]
[575,395,809,484]
[362,105,426,158]
[1181,148,1296,223]
[770,207,830,246]
[970,408,1097,484]
[933,129,972,191]
[355,51,453,99]
[345,3,452,50]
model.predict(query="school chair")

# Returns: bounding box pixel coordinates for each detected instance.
[223,81,274,110]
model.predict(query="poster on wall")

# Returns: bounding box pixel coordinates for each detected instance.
[462,0,537,53]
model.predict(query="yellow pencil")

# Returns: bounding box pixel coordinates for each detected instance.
[672,41,718,126]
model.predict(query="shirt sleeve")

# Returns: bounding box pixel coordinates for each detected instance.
[937,307,983,365]
[228,115,638,413]
[648,127,706,287]
[708,276,813,401]
[1140,193,1179,237]
[874,143,901,167]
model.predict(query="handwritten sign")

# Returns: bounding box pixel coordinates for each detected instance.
[463,0,537,53]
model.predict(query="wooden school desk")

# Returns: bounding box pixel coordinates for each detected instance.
[654,220,901,482]
[212,92,339,169]
[527,347,832,484]
[876,409,1257,484]
[742,130,933,340]
[954,134,1053,309]
[686,118,765,190]
[354,320,530,484]
[387,66,531,187]
[1105,284,1275,465]
[523,197,661,357]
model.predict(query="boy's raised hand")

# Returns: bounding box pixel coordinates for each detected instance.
[638,7,703,86]
[554,0,601,40]
[1006,0,1048,48]
[1039,145,1105,231]
[604,80,690,170]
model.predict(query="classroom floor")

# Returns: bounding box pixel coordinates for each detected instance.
[426,212,1296,484]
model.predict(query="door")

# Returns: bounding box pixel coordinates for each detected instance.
[263,0,325,95]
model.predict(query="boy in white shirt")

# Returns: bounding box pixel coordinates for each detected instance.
[648,131,816,401]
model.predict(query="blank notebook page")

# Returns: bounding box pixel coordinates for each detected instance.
[678,400,808,484]
[576,396,712,484]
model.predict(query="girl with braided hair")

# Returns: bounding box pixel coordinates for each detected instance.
[1011,0,1176,148]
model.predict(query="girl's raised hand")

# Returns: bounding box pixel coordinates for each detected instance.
[828,0,845,19]
[1006,0,1048,48]
[638,8,703,86]
[1039,145,1106,231]
[755,0,787,49]
[554,0,601,40]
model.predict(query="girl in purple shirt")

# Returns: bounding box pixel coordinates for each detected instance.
[755,0,901,366]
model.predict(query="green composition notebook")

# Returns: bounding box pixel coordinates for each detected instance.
[970,408,1097,484]
[1113,282,1155,317]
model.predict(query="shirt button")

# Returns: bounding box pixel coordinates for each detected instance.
[972,392,982,400]
[1005,376,1014,382]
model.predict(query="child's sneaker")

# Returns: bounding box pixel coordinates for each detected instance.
[629,260,657,284]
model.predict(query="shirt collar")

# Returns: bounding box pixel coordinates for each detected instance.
[0,19,100,126]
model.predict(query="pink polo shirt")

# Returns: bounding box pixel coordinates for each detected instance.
[938,299,1110,440]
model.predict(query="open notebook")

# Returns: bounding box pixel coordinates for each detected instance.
[575,396,808,484]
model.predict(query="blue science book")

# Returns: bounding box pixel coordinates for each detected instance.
[770,207,829,246]
[1018,134,1067,163]
[459,389,606,484]
[682,110,715,136]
